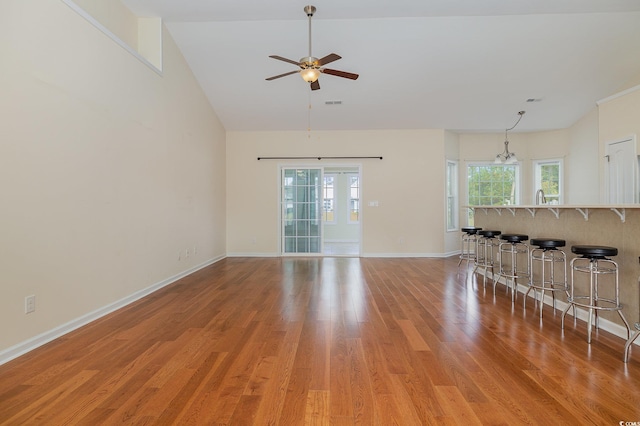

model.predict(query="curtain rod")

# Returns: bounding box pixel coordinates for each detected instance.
[257,156,383,160]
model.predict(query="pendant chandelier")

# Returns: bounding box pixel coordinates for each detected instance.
[495,111,525,164]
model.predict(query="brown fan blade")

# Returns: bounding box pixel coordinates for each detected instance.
[265,70,299,81]
[310,80,320,91]
[269,55,301,66]
[317,53,341,66]
[321,68,359,80]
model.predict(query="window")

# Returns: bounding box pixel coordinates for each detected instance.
[348,175,360,223]
[468,163,520,205]
[467,163,519,225]
[323,174,336,223]
[446,161,458,231]
[534,159,562,204]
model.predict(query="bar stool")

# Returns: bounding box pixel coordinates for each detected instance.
[561,245,631,344]
[458,227,481,268]
[524,238,568,318]
[473,230,501,287]
[495,234,530,303]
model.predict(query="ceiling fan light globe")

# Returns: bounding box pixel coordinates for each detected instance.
[300,68,320,83]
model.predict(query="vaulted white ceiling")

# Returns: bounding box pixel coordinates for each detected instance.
[121,0,640,132]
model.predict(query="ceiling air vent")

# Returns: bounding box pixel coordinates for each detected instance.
[325,100,342,105]
[526,98,542,102]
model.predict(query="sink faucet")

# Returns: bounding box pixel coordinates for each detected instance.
[535,189,547,205]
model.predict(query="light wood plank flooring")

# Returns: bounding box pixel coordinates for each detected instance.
[1,257,639,424]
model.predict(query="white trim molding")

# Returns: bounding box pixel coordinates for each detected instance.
[0,256,224,366]
[597,84,640,105]
[60,0,163,75]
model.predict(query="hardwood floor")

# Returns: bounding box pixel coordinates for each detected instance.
[1,256,639,425]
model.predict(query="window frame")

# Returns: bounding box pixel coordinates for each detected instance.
[533,158,563,204]
[466,161,521,206]
[347,174,360,224]
[446,160,459,232]
[322,173,337,224]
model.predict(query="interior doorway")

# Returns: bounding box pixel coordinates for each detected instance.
[322,167,361,256]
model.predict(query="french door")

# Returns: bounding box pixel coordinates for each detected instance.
[281,168,322,254]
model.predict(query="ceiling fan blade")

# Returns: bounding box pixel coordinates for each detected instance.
[321,68,359,80]
[317,53,341,66]
[269,55,301,66]
[310,80,320,91]
[265,70,299,81]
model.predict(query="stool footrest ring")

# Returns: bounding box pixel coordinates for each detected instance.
[566,296,623,311]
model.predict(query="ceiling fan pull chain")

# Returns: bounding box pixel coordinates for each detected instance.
[308,92,312,138]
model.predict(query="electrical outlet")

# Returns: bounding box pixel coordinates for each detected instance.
[25,295,36,314]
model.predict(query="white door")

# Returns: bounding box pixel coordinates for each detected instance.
[605,137,637,204]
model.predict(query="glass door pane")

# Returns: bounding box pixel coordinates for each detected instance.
[281,168,322,254]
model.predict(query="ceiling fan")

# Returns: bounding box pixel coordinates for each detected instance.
[265,5,359,91]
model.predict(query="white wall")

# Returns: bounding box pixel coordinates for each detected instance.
[567,107,599,204]
[71,0,138,49]
[0,0,226,358]
[226,130,448,257]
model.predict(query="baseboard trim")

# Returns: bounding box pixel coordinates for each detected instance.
[227,252,456,258]
[226,252,280,257]
[361,252,451,258]
[0,256,225,366]
[479,271,640,347]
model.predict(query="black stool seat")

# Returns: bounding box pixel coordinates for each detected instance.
[571,245,617,258]
[461,227,481,234]
[478,230,501,238]
[530,238,566,249]
[500,234,528,243]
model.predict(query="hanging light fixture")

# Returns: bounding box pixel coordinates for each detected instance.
[494,111,525,164]
[300,66,320,83]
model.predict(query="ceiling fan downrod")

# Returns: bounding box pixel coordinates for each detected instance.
[304,5,316,60]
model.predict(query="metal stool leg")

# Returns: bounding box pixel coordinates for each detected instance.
[624,324,640,363]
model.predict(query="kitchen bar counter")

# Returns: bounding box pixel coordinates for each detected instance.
[468,204,640,342]
[469,204,640,222]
